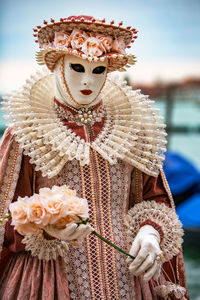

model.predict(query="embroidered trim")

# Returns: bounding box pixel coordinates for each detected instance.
[88,152,105,298]
[160,169,176,210]
[0,139,23,258]
[105,159,120,299]
[94,150,117,299]
[22,229,69,260]
[80,165,96,300]
[2,69,167,178]
[125,201,184,262]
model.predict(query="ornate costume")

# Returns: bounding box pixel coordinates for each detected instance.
[0,15,188,299]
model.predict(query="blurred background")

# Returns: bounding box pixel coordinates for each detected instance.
[0,0,200,298]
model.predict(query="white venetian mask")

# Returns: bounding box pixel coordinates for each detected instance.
[54,55,107,108]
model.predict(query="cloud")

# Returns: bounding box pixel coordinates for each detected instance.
[126,60,200,85]
[0,60,40,94]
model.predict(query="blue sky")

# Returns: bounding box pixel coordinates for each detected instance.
[0,0,200,92]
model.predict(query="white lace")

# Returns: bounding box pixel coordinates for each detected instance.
[22,229,69,260]
[2,69,167,178]
[125,201,184,262]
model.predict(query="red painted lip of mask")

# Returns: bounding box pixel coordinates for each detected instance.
[80,89,93,95]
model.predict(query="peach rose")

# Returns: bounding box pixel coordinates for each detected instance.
[81,37,103,57]
[39,187,53,198]
[15,223,38,235]
[28,194,50,227]
[111,37,126,54]
[40,193,68,224]
[97,34,113,53]
[67,196,89,219]
[69,29,89,50]
[51,185,76,197]
[54,31,70,49]
[10,197,30,226]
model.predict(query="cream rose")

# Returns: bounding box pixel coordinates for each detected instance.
[10,197,30,226]
[81,37,103,57]
[28,194,50,226]
[54,31,70,49]
[40,193,68,224]
[111,37,126,54]
[67,196,89,219]
[51,185,76,197]
[69,29,89,50]
[39,187,53,198]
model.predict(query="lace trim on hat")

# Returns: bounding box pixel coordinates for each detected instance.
[2,69,167,178]
[36,48,137,72]
[125,201,184,263]
[22,229,69,260]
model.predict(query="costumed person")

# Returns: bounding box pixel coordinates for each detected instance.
[0,15,189,299]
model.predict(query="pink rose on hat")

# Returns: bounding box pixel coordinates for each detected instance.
[81,37,103,57]
[69,29,89,51]
[97,34,113,53]
[112,37,126,54]
[54,31,70,49]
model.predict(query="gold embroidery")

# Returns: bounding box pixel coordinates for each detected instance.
[80,165,96,300]
[105,159,120,299]
[94,150,112,299]
[88,154,105,299]
[160,169,175,210]
[0,143,20,218]
[32,169,36,195]
[135,168,143,204]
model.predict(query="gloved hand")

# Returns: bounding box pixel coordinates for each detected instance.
[44,223,94,241]
[128,225,162,281]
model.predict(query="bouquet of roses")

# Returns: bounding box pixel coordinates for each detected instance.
[1,185,134,260]
[9,185,89,235]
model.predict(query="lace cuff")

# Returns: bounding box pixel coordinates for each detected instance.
[22,230,69,260]
[125,201,184,262]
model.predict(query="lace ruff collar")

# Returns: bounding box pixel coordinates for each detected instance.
[3,69,167,178]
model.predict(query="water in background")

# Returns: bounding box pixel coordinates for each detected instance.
[155,99,200,168]
[0,100,200,299]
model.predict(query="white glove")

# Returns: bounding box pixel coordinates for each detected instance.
[128,225,162,281]
[44,223,94,241]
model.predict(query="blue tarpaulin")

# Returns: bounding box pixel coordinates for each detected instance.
[163,152,200,195]
[176,194,200,227]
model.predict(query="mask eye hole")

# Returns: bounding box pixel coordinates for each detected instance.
[70,63,85,73]
[92,66,106,74]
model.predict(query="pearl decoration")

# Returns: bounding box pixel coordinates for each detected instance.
[55,102,105,126]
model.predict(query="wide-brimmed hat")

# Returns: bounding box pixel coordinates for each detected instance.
[34,15,138,72]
